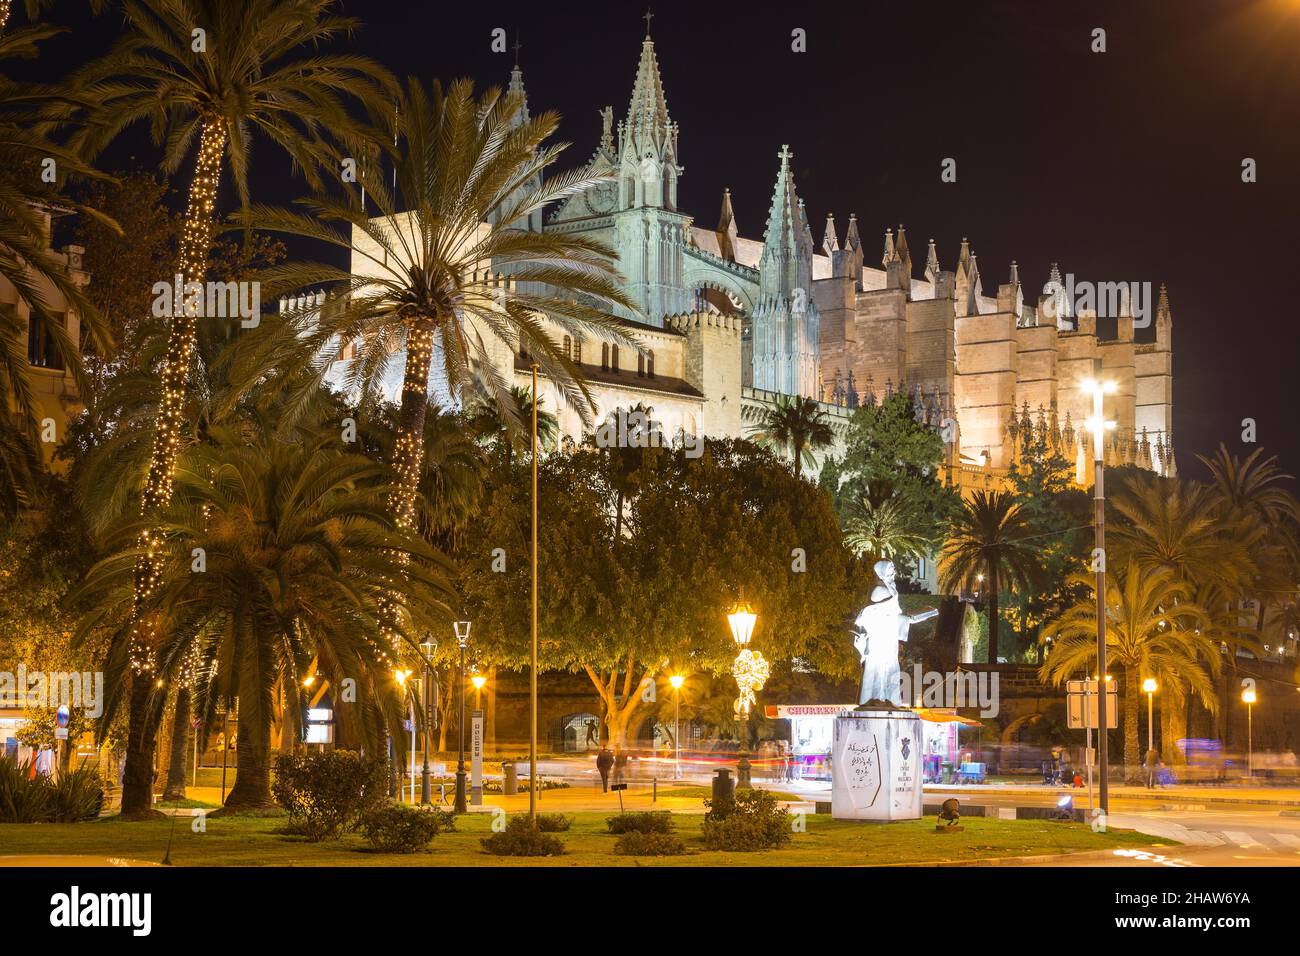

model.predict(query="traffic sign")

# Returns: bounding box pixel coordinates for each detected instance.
[1066,680,1117,729]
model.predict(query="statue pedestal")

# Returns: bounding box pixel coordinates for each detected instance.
[831,708,924,821]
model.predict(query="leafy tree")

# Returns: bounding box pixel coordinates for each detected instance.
[821,390,958,579]
[462,439,864,749]
[939,490,1038,664]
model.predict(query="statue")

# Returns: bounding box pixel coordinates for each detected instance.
[852,560,939,706]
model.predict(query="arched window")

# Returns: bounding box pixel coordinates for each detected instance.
[611,345,620,372]
[647,351,655,378]
[637,352,645,377]
[624,176,636,206]
[562,335,572,360]
[601,343,609,370]
[573,338,582,365]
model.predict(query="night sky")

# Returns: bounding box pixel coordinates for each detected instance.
[17,0,1300,478]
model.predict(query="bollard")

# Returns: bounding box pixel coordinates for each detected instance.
[653,777,657,802]
[502,761,517,795]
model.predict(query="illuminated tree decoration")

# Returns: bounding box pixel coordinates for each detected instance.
[732,648,770,716]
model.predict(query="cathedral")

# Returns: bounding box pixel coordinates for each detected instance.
[324,25,1176,488]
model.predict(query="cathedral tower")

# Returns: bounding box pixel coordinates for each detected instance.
[610,24,691,325]
[751,145,820,398]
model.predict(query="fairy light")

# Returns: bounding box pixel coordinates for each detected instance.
[128,119,228,675]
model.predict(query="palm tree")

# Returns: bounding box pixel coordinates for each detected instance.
[939,490,1038,664]
[0,24,116,513]
[748,394,835,479]
[1042,566,1220,781]
[77,429,452,809]
[60,0,395,816]
[240,75,636,538]
[843,485,931,563]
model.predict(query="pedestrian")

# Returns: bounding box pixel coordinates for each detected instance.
[613,748,629,787]
[1144,745,1160,789]
[596,746,613,792]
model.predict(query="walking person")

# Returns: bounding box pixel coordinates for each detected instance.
[596,746,613,792]
[613,748,628,787]
[1144,745,1161,789]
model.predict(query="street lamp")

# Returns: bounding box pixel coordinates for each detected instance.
[453,620,471,813]
[1242,686,1257,778]
[471,673,486,710]
[728,603,768,789]
[1082,368,1117,815]
[1142,678,1158,787]
[418,637,437,806]
[669,674,685,780]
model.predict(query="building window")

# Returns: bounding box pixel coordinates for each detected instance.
[27,313,65,370]
[574,338,582,365]
[647,351,655,378]
[611,345,619,372]
[601,343,609,370]
[563,335,572,360]
[637,352,645,377]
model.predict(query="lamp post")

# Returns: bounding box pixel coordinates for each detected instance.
[728,603,761,789]
[1242,686,1256,778]
[419,638,437,805]
[669,674,685,780]
[530,364,539,828]
[453,620,471,813]
[1082,367,1117,815]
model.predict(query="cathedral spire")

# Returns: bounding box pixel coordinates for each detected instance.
[506,34,530,128]
[882,226,895,267]
[717,187,738,262]
[823,213,839,256]
[622,29,672,152]
[925,237,940,282]
[844,213,861,252]
[762,145,802,258]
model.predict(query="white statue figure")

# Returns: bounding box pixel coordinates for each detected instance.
[853,560,939,706]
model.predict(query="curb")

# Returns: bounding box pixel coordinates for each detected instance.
[925,786,1300,808]
[926,843,1175,868]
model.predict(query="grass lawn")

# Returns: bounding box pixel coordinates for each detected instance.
[0,810,1170,867]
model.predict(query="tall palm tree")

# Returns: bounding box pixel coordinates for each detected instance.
[1198,444,1300,635]
[60,0,395,816]
[0,24,115,513]
[748,394,835,479]
[1041,566,1220,781]
[240,75,636,539]
[939,490,1038,663]
[843,485,931,563]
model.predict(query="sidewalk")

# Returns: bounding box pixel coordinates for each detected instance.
[925,781,1300,806]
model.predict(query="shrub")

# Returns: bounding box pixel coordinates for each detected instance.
[534,812,572,832]
[272,750,388,841]
[613,831,686,856]
[606,811,673,835]
[0,756,51,823]
[361,804,447,853]
[480,815,566,856]
[0,757,102,823]
[47,766,104,822]
[701,788,791,851]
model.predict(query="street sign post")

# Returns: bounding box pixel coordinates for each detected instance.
[470,709,484,806]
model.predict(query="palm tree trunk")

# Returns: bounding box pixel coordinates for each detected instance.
[1161,687,1187,766]
[162,687,191,801]
[793,438,804,479]
[986,562,1000,664]
[1123,667,1142,783]
[223,709,274,810]
[121,118,228,816]
[390,323,436,530]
